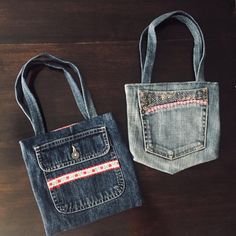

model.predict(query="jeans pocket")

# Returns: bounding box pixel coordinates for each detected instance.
[138,87,208,160]
[34,126,125,214]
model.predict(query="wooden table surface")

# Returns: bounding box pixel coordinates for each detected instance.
[0,1,236,235]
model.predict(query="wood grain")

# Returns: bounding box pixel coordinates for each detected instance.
[0,1,235,236]
[0,0,234,43]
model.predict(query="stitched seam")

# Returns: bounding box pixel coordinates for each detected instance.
[34,126,106,151]
[140,104,208,160]
[126,82,218,87]
[35,127,110,172]
[44,150,125,214]
[138,91,152,154]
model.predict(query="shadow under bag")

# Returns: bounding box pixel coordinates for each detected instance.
[15,54,142,236]
[125,11,220,174]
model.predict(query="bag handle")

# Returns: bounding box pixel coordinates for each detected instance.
[15,53,97,135]
[139,10,206,83]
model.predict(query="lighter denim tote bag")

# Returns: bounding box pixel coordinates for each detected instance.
[125,11,220,174]
[15,53,142,236]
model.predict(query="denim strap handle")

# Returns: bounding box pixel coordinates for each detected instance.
[15,53,97,135]
[140,10,206,83]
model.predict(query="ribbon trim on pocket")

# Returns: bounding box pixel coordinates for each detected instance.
[47,160,120,190]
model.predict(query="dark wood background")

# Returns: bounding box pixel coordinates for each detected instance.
[0,1,236,235]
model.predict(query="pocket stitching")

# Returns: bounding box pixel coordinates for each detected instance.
[144,106,208,160]
[138,88,209,160]
[35,127,110,172]
[45,151,125,214]
[35,126,107,151]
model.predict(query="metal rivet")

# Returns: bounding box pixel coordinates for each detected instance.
[71,145,80,160]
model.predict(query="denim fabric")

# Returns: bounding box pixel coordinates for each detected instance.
[125,11,220,174]
[15,54,142,236]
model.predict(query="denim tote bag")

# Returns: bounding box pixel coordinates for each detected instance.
[125,11,220,174]
[15,53,142,236]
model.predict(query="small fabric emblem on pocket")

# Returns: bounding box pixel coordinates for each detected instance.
[47,160,120,190]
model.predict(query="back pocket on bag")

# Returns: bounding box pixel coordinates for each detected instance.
[138,87,208,160]
[34,126,125,214]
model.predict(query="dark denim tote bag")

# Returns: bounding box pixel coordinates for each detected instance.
[125,11,220,174]
[15,53,142,236]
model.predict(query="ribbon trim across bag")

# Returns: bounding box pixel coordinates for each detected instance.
[125,11,220,174]
[15,53,142,236]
